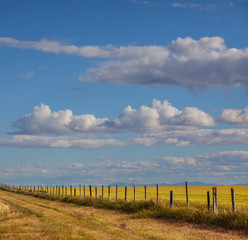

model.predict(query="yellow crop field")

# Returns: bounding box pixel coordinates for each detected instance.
[25,185,248,210]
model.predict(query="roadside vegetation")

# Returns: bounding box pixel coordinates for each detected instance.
[0,201,10,216]
[1,186,247,232]
[0,188,247,240]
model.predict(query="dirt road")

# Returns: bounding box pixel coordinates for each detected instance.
[0,190,247,240]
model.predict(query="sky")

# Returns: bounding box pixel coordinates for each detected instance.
[0,0,248,186]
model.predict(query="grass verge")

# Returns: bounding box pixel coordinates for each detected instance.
[0,201,11,216]
[1,186,247,232]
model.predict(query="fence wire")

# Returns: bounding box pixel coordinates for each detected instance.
[10,184,248,210]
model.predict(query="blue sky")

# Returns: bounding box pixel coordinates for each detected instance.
[0,0,248,186]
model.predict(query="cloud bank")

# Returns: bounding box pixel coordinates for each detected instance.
[1,36,248,90]
[1,151,247,185]
[1,128,248,149]
[13,99,215,135]
[0,100,246,149]
[132,128,248,146]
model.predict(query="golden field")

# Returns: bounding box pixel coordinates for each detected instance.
[0,188,247,240]
[23,185,248,210]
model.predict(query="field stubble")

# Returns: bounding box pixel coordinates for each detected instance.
[0,189,248,240]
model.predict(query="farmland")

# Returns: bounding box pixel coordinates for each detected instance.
[0,189,248,240]
[14,185,248,210]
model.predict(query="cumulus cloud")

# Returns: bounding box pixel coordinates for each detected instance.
[13,100,214,135]
[80,36,248,91]
[1,36,248,91]
[13,104,108,135]
[218,106,248,125]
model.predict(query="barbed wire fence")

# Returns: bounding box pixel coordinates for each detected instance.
[2,182,248,214]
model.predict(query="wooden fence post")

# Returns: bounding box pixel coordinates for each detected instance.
[89,185,92,198]
[47,186,48,193]
[84,185,86,198]
[102,185,104,200]
[65,186,67,196]
[231,188,235,212]
[38,185,39,192]
[58,187,60,196]
[34,186,36,192]
[70,185,72,196]
[56,186,57,195]
[125,186,127,201]
[108,185,111,200]
[50,185,51,194]
[134,185,136,201]
[144,185,147,201]
[207,191,210,210]
[53,186,55,195]
[213,187,218,214]
[79,184,81,197]
[185,181,189,208]
[62,185,64,196]
[74,188,76,197]
[116,185,118,201]
[95,186,97,199]
[156,184,159,204]
[170,190,174,207]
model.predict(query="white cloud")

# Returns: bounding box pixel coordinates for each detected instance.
[13,100,215,135]
[172,3,215,11]
[156,151,248,179]
[14,104,108,135]
[79,36,248,91]
[1,151,247,185]
[1,128,248,150]
[18,71,35,79]
[132,128,248,146]
[1,36,248,91]
[218,106,248,125]
[0,135,124,150]
[0,37,113,58]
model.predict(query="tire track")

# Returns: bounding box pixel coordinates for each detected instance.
[0,191,133,240]
[0,190,247,240]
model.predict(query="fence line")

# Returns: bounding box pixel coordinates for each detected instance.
[2,183,247,213]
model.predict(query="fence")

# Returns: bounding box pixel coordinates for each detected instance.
[4,182,248,214]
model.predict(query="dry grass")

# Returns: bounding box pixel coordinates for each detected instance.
[26,185,248,210]
[2,186,248,231]
[0,189,247,240]
[0,202,11,216]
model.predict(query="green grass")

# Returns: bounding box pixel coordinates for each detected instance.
[1,186,248,231]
